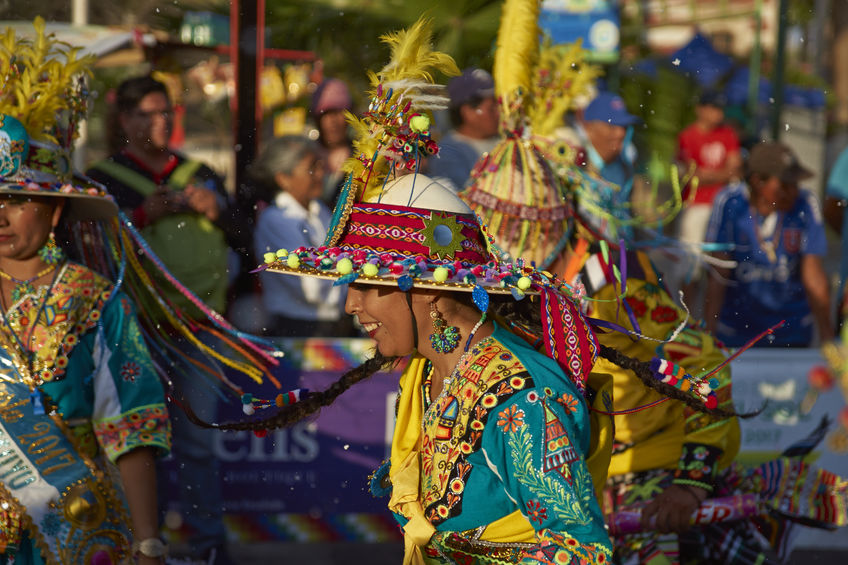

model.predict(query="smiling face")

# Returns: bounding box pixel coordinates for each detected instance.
[345,284,419,357]
[0,195,62,262]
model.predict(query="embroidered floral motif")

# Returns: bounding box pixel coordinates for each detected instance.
[526,500,548,524]
[673,442,722,492]
[92,404,171,463]
[556,393,579,414]
[508,425,593,526]
[120,361,140,383]
[625,296,647,317]
[650,304,678,324]
[497,405,525,433]
[522,529,611,564]
[420,339,535,526]
[0,263,111,386]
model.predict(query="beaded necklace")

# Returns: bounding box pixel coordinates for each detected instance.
[0,263,57,303]
[422,313,488,426]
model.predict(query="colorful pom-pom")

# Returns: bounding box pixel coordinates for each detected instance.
[397,275,413,292]
[263,252,276,264]
[517,276,532,290]
[409,114,430,133]
[337,258,353,274]
[253,430,267,438]
[286,254,301,268]
[433,266,449,282]
[242,404,255,415]
[241,393,253,404]
[362,263,379,277]
[705,395,718,410]
[276,248,288,257]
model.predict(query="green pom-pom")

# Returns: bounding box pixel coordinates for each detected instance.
[409,115,430,133]
[517,276,532,290]
[362,263,378,277]
[337,258,353,275]
[287,254,301,268]
[433,266,449,282]
[263,252,276,264]
[276,248,288,258]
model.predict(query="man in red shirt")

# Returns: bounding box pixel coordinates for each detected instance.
[674,91,742,306]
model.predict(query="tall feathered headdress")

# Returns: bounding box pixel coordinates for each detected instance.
[327,19,459,245]
[461,0,605,269]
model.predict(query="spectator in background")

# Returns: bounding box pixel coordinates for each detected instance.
[427,67,499,191]
[86,75,235,565]
[251,136,353,337]
[704,142,832,347]
[676,91,743,300]
[574,91,640,189]
[557,91,641,239]
[312,78,354,207]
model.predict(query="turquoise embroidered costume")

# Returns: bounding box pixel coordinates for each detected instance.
[0,263,170,564]
[399,324,611,564]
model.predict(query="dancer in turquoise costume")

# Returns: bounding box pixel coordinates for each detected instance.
[0,20,170,565]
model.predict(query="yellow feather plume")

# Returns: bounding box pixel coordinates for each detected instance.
[342,18,459,203]
[493,0,540,112]
[529,40,602,137]
[0,17,93,145]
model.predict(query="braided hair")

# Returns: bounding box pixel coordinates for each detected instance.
[182,352,399,431]
[492,295,755,419]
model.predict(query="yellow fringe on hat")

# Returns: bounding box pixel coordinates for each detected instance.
[342,18,459,203]
[493,0,540,114]
[0,17,93,145]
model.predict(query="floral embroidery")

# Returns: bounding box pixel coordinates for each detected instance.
[0,263,110,385]
[673,442,722,492]
[556,393,579,414]
[121,361,141,383]
[526,500,548,524]
[508,424,593,526]
[625,296,647,317]
[522,529,611,564]
[650,304,678,324]
[92,404,171,463]
[420,338,535,526]
[497,405,525,433]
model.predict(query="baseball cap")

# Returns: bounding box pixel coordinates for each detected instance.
[583,92,641,127]
[447,68,495,108]
[747,142,813,184]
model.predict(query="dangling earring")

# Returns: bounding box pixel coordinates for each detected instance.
[38,231,65,265]
[429,302,460,354]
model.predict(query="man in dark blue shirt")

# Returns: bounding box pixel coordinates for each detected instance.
[704,142,833,347]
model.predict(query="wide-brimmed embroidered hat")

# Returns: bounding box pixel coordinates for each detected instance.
[259,18,598,393]
[262,172,551,295]
[0,19,118,221]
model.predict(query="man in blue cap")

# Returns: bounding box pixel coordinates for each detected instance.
[562,91,641,239]
[428,67,500,191]
[577,91,641,188]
